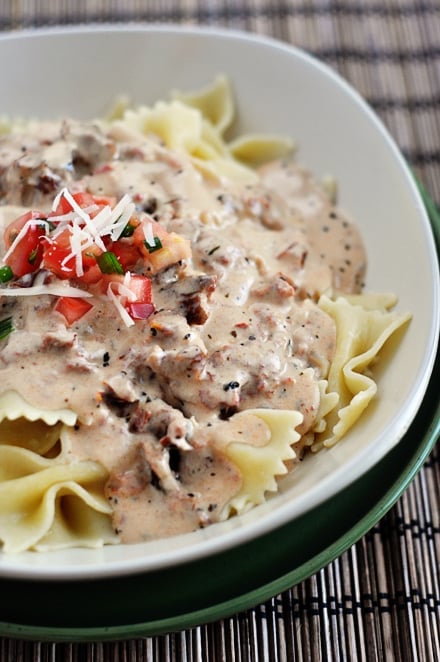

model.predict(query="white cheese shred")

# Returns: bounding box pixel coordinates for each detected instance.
[110,200,135,241]
[106,278,135,327]
[50,189,135,277]
[0,284,93,298]
[143,221,155,248]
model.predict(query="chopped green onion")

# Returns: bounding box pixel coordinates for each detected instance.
[120,222,135,238]
[0,316,14,340]
[28,247,39,264]
[96,251,124,275]
[0,265,13,283]
[144,237,163,253]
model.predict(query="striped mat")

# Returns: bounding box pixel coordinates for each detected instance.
[0,2,439,660]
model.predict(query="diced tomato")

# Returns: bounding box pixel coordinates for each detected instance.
[42,229,103,281]
[99,273,152,300]
[126,274,153,303]
[82,248,103,270]
[54,296,94,325]
[99,273,153,320]
[108,240,141,271]
[50,191,116,218]
[125,302,154,320]
[96,273,122,295]
[78,263,103,285]
[133,220,192,274]
[3,210,47,277]
[144,234,191,273]
[4,210,45,248]
[42,230,76,279]
[132,219,165,251]
[124,275,154,320]
[51,191,95,217]
[90,194,117,209]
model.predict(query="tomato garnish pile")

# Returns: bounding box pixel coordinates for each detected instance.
[1,189,191,326]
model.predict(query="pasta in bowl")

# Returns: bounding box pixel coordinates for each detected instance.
[0,26,437,579]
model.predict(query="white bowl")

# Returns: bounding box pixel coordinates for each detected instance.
[0,24,438,581]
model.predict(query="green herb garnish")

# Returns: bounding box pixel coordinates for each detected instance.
[0,265,13,283]
[144,237,163,253]
[120,222,136,238]
[28,247,39,265]
[96,251,124,275]
[0,316,14,340]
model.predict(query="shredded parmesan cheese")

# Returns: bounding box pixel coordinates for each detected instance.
[143,221,155,248]
[110,200,135,240]
[48,189,136,278]
[106,278,136,327]
[49,206,98,225]
[0,189,150,324]
[0,284,93,298]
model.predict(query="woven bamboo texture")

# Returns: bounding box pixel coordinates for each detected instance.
[0,2,439,660]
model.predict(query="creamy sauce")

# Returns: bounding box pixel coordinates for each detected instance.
[0,119,366,542]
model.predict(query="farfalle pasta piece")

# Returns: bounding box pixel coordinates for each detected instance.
[118,78,293,184]
[191,154,260,184]
[122,100,204,154]
[312,379,339,435]
[228,133,295,168]
[219,409,303,518]
[0,417,61,456]
[0,445,117,554]
[120,98,258,184]
[341,291,400,312]
[172,74,235,135]
[315,294,411,449]
[0,390,77,427]
[0,394,117,553]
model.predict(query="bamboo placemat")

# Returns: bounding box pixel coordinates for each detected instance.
[0,2,439,660]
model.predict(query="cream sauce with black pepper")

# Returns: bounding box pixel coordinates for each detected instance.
[0,119,366,542]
